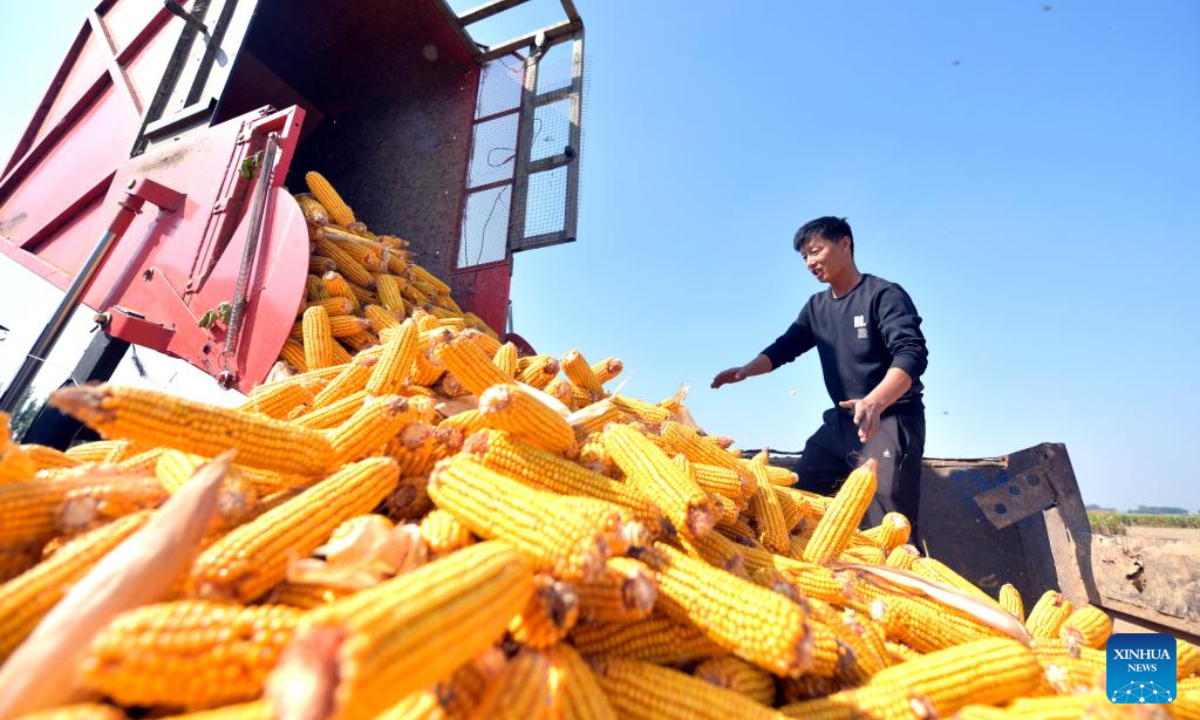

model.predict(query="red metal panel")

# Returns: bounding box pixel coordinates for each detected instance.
[0,106,310,393]
[0,0,189,284]
[454,261,512,338]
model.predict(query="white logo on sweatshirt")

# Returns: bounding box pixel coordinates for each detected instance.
[853,315,866,328]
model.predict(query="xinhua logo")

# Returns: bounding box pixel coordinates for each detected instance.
[1107,633,1176,704]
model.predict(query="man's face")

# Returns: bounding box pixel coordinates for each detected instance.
[800,233,851,283]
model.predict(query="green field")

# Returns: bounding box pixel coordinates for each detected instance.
[1088,511,1200,536]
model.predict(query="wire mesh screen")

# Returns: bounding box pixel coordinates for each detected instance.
[517,44,588,244]
[458,185,511,267]
[467,112,519,188]
[530,99,572,162]
[524,166,568,236]
[475,54,524,119]
[534,41,574,96]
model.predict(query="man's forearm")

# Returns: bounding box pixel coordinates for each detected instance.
[741,353,774,378]
[864,367,913,411]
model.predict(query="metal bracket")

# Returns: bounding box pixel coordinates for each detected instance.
[163,0,210,36]
[974,466,1059,529]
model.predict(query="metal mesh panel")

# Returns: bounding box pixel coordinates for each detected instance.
[458,185,511,267]
[530,98,572,162]
[524,166,567,237]
[467,112,519,188]
[534,41,573,95]
[476,54,524,119]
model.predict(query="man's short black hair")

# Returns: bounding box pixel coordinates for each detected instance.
[794,216,854,256]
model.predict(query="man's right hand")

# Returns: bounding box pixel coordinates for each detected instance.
[711,367,747,389]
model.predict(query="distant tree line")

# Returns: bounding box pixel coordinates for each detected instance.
[1086,503,1198,515]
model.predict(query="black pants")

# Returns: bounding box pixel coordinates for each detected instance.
[793,407,926,543]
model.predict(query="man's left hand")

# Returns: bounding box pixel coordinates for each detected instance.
[839,397,882,444]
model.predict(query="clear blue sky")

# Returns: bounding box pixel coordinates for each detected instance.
[2,1,1197,511]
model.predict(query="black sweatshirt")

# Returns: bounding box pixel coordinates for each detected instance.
[761,274,928,415]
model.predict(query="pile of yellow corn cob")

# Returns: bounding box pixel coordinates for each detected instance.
[1,181,1198,720]
[283,172,498,373]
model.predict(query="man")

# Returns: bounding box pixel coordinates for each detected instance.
[711,216,929,540]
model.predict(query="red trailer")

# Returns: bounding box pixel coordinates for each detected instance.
[0,0,586,439]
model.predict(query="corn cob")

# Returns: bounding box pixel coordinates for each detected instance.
[869,595,1003,653]
[610,395,671,425]
[10,705,128,720]
[373,690,447,720]
[437,649,507,720]
[591,357,623,385]
[603,424,715,538]
[427,456,611,581]
[322,271,362,313]
[593,656,784,720]
[997,583,1025,623]
[289,315,372,342]
[839,544,886,565]
[1177,639,1200,679]
[305,171,355,226]
[507,574,579,648]
[0,542,42,582]
[0,478,75,545]
[862,512,911,551]
[301,304,337,370]
[189,458,398,602]
[374,273,407,314]
[1057,604,1112,649]
[0,414,37,482]
[81,600,302,707]
[21,447,80,475]
[311,355,376,408]
[642,542,815,676]
[239,374,327,419]
[575,556,658,623]
[279,339,309,371]
[694,656,777,705]
[560,349,606,400]
[266,581,353,610]
[779,684,936,719]
[866,638,1042,716]
[293,389,368,430]
[409,263,451,295]
[571,612,725,663]
[774,488,804,531]
[52,385,336,476]
[315,238,375,288]
[491,342,518,378]
[691,463,754,507]
[303,297,357,320]
[884,544,920,571]
[419,508,475,556]
[306,273,331,300]
[361,304,403,334]
[476,384,576,455]
[554,378,595,411]
[55,474,168,536]
[747,452,790,553]
[461,430,662,531]
[301,541,533,720]
[325,396,415,465]
[659,420,741,469]
[1025,591,1074,640]
[543,644,618,720]
[802,460,878,565]
[308,255,338,276]
[677,529,847,603]
[516,355,560,389]
[0,511,149,661]
[295,192,331,224]
[431,331,514,398]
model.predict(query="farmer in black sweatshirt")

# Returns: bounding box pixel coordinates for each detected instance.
[711,216,929,540]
